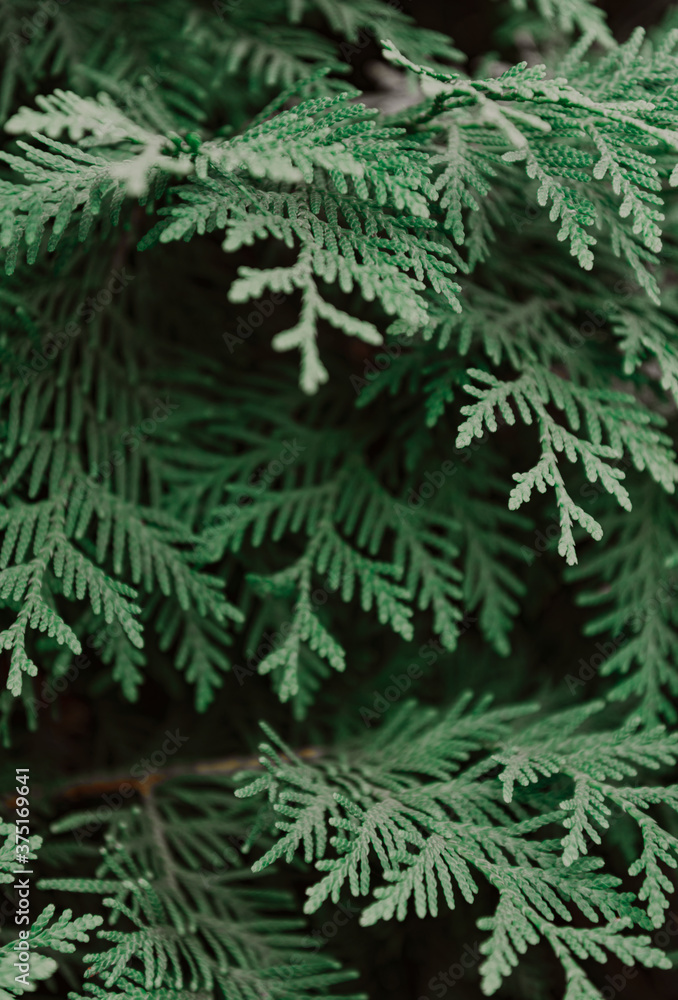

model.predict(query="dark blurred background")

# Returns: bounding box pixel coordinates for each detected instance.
[417,0,674,57]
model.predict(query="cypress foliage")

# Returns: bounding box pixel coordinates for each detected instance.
[1,1,678,997]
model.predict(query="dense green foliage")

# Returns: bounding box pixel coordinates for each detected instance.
[1,0,678,997]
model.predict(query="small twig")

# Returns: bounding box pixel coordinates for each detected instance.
[3,747,322,811]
